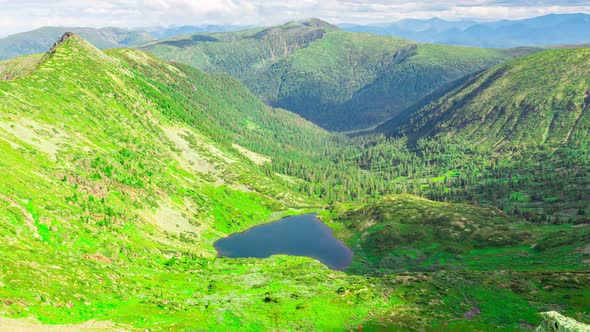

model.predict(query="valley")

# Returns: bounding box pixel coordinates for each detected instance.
[141,19,537,131]
[0,15,588,332]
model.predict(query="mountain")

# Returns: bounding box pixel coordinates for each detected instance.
[453,14,590,48]
[340,14,590,48]
[0,26,156,60]
[142,24,255,38]
[389,17,476,32]
[1,33,589,331]
[341,17,477,43]
[379,47,590,149]
[141,18,529,131]
[0,33,366,330]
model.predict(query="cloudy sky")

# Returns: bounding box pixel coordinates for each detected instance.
[1,0,589,36]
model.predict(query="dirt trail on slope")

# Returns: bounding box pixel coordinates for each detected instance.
[0,193,39,239]
[0,317,131,331]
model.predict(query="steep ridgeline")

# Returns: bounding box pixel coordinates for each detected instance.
[380,47,590,149]
[0,32,350,240]
[141,19,530,131]
[0,26,155,60]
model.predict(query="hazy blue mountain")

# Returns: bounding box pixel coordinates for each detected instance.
[340,14,590,47]
[0,26,155,60]
[141,25,255,38]
[341,17,477,43]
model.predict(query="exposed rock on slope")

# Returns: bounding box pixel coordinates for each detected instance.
[536,311,590,332]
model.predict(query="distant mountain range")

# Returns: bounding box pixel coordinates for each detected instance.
[1,14,589,131]
[2,13,588,61]
[0,25,249,60]
[140,25,254,38]
[0,26,156,60]
[340,13,590,48]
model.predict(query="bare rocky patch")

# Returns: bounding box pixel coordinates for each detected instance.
[0,193,39,239]
[163,126,232,177]
[141,203,199,235]
[232,143,271,165]
[0,119,70,161]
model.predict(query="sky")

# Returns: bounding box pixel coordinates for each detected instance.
[0,0,589,36]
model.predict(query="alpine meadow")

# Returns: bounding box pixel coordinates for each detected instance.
[0,2,589,332]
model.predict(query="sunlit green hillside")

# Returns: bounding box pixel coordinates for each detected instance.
[380,47,590,149]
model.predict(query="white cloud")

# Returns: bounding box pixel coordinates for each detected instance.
[0,0,589,36]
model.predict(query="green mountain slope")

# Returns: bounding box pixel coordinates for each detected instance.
[335,195,589,274]
[330,195,590,330]
[0,34,362,330]
[1,33,588,331]
[0,53,44,80]
[0,26,155,60]
[380,47,590,148]
[141,19,529,131]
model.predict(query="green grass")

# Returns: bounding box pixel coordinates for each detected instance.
[0,54,44,80]
[335,194,589,274]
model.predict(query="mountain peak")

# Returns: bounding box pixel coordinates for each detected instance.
[299,18,338,30]
[40,32,114,70]
[47,32,108,56]
[47,32,76,54]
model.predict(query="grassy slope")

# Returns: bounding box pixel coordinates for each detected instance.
[0,35,588,331]
[0,27,155,60]
[0,34,379,330]
[141,20,527,131]
[0,54,44,80]
[330,195,590,329]
[334,195,589,274]
[381,47,590,149]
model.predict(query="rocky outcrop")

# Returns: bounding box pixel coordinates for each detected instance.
[48,32,75,54]
[536,311,590,332]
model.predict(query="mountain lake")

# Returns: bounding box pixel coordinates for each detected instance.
[214,213,353,271]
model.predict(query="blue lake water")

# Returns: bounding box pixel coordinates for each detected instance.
[214,213,353,271]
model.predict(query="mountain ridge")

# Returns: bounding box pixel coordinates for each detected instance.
[340,13,590,48]
[142,20,533,131]
[378,46,590,149]
[0,26,156,60]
